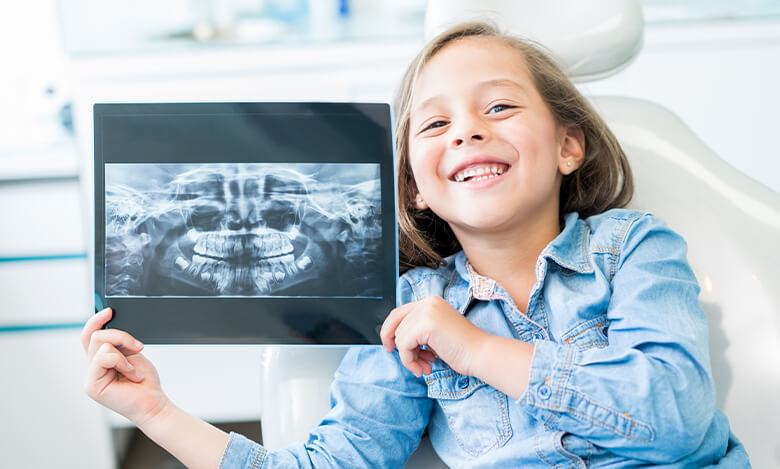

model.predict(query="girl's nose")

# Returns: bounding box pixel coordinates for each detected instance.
[450,117,489,147]
[452,133,485,147]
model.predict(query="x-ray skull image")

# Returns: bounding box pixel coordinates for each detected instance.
[105,163,382,297]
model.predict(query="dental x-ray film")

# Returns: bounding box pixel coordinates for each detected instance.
[94,103,397,344]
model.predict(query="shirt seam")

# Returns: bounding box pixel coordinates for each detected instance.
[251,446,267,469]
[534,435,563,469]
[403,275,421,302]
[554,431,586,469]
[218,433,234,469]
[442,267,461,307]
[610,213,645,281]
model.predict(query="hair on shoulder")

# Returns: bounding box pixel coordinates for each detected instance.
[394,21,633,273]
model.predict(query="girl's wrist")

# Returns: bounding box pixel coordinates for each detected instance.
[133,398,230,469]
[134,394,174,431]
[470,334,534,400]
[465,328,497,378]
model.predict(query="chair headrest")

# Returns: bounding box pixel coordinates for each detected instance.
[425,0,644,82]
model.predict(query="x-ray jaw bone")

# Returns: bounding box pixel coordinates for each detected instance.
[168,166,321,295]
[105,164,382,296]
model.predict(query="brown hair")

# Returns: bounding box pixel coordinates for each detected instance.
[395,21,633,273]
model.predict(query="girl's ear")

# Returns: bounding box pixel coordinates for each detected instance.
[558,125,585,175]
[414,193,429,210]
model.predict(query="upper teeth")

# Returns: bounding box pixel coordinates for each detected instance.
[454,165,505,182]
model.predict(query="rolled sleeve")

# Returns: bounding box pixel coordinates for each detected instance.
[219,432,269,469]
[521,340,655,442]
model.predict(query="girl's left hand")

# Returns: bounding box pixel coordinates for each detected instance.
[380,295,488,377]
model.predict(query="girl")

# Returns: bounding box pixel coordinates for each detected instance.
[82,22,750,468]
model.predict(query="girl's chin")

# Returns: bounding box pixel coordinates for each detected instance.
[446,214,521,234]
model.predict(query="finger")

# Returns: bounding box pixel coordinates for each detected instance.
[87,329,144,361]
[379,303,415,353]
[394,322,429,377]
[400,350,432,377]
[87,345,144,387]
[397,346,425,378]
[81,308,113,352]
[418,349,437,363]
[419,358,433,376]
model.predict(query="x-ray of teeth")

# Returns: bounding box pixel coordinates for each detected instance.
[105,163,382,297]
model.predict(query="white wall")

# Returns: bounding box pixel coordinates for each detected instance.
[581,18,780,194]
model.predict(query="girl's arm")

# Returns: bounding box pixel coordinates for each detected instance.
[217,345,433,468]
[82,310,229,468]
[96,345,431,469]
[381,295,534,399]
[514,213,716,463]
[84,310,430,468]
[136,402,229,469]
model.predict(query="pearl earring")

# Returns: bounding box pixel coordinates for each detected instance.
[567,161,572,167]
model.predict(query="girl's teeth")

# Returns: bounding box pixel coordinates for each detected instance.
[455,165,506,182]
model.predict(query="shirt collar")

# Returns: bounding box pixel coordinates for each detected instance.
[453,212,593,298]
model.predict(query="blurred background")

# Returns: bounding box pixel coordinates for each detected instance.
[1,1,779,467]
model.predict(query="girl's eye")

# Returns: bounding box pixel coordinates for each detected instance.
[488,104,515,114]
[422,120,448,132]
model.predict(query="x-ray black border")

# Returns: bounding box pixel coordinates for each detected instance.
[94,102,398,345]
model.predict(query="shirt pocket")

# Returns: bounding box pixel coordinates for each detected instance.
[561,316,610,350]
[426,368,512,456]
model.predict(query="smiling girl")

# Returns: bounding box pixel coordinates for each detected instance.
[82,22,750,468]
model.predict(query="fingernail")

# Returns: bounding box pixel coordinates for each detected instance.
[134,340,144,349]
[134,371,144,380]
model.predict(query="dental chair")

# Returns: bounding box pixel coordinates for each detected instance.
[258,1,780,467]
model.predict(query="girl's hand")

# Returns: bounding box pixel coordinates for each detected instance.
[81,308,170,427]
[380,295,489,377]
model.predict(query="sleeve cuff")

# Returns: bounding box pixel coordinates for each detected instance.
[218,432,268,469]
[518,340,654,442]
[518,339,578,425]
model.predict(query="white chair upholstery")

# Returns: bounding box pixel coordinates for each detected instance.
[597,96,780,467]
[258,2,780,467]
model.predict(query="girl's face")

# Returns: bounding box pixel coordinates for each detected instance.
[408,37,583,236]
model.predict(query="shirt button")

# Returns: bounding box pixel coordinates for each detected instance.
[457,376,470,389]
[532,332,544,342]
[537,384,552,400]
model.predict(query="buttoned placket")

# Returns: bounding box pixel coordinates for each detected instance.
[465,261,549,342]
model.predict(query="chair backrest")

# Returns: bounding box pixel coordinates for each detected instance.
[594,96,780,467]
[425,0,644,82]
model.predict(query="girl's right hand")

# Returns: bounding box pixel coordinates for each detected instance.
[81,308,170,427]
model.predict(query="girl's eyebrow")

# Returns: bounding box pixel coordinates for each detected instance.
[411,95,445,120]
[411,78,529,118]
[476,78,529,95]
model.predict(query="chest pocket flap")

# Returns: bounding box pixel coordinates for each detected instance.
[426,370,487,400]
[425,368,512,456]
[561,316,610,350]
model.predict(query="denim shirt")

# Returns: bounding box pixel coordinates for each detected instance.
[219,209,750,468]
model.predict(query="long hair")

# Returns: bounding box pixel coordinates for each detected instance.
[395,21,633,273]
